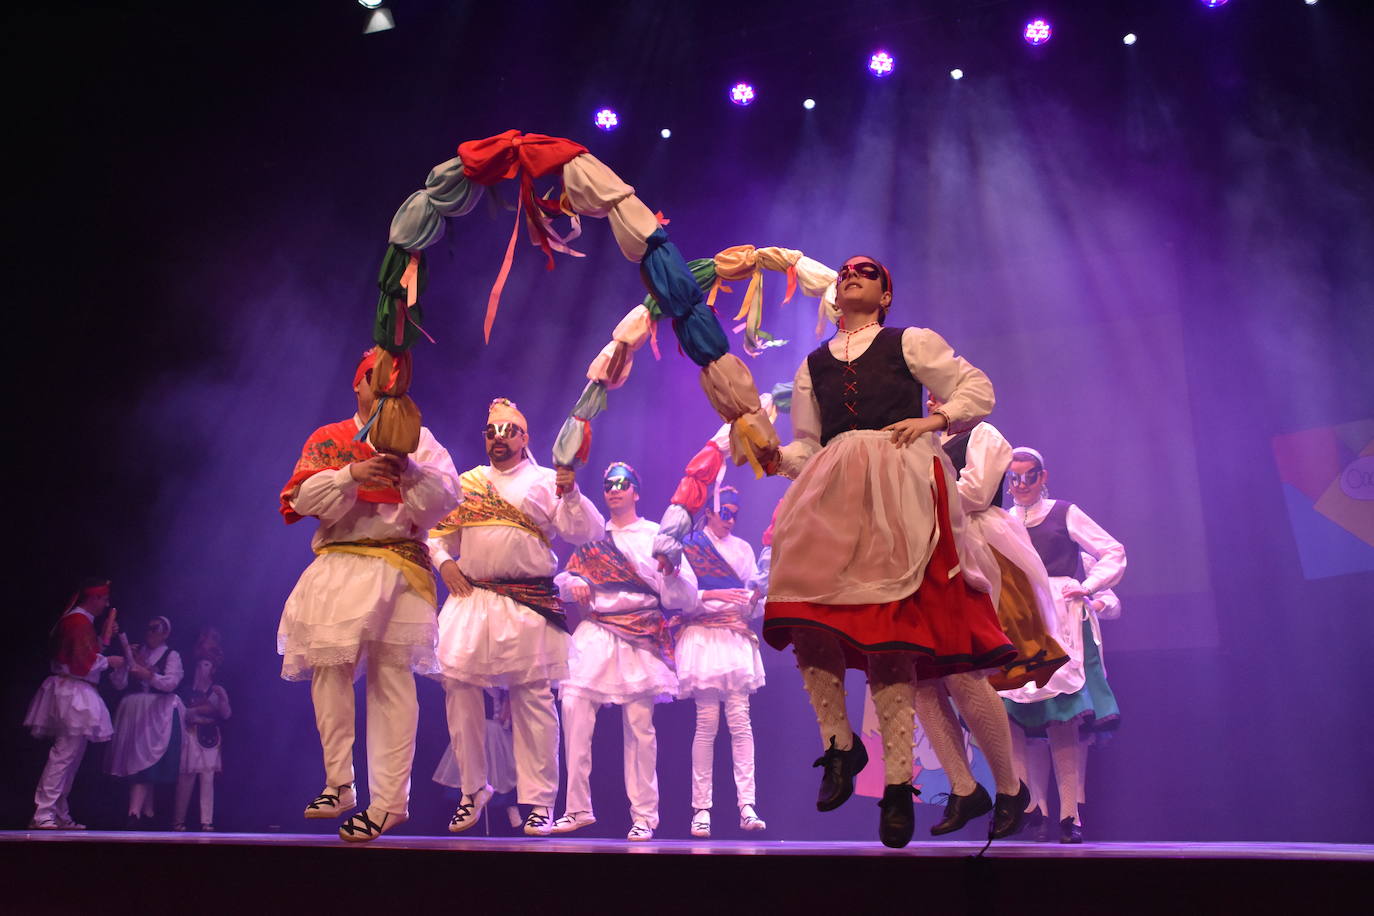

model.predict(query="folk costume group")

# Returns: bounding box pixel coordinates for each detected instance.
[26,253,1130,846]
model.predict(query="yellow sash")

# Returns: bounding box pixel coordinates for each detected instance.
[431,468,550,548]
[316,539,436,606]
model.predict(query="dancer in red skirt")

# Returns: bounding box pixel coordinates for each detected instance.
[761,256,1027,847]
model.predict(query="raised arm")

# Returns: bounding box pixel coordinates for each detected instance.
[903,328,994,434]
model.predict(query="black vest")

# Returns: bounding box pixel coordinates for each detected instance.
[807,327,923,446]
[943,429,1004,509]
[1026,501,1084,579]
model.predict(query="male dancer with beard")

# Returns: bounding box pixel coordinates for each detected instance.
[759,256,1025,848]
[550,462,697,841]
[430,398,604,836]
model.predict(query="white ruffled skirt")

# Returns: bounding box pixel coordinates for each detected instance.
[24,676,113,741]
[105,692,183,777]
[560,620,678,705]
[278,552,438,681]
[436,587,568,688]
[675,625,766,698]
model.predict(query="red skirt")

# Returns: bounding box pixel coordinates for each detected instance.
[764,457,1015,679]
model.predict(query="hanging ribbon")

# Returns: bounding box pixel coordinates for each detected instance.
[354,396,392,443]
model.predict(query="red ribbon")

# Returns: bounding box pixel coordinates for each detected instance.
[458,130,589,342]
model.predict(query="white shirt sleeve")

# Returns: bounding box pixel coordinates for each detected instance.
[398,429,462,532]
[955,423,1012,514]
[525,476,606,547]
[428,528,460,568]
[779,357,822,478]
[292,467,361,526]
[554,569,590,601]
[150,649,183,693]
[1066,505,1126,593]
[653,554,700,612]
[902,328,994,434]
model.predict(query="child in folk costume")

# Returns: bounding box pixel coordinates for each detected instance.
[922,397,1070,836]
[106,616,184,827]
[1001,447,1126,843]
[24,578,125,829]
[678,484,768,838]
[760,255,1025,848]
[278,347,461,841]
[174,629,231,831]
[550,462,698,841]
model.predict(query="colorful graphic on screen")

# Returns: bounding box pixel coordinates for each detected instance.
[1272,420,1374,580]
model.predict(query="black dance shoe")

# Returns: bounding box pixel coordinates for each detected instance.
[1022,809,1052,842]
[1059,816,1082,844]
[991,782,1031,839]
[812,734,868,812]
[878,784,921,849]
[929,784,993,836]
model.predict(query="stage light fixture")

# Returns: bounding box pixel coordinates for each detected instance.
[1024,19,1052,46]
[803,98,816,109]
[660,128,672,139]
[950,69,964,80]
[358,0,383,8]
[1123,33,1137,45]
[1305,0,1318,5]
[594,108,619,131]
[1200,0,1229,7]
[731,83,756,106]
[363,7,394,33]
[868,51,895,77]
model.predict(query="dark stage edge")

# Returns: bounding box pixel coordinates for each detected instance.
[3,831,1370,915]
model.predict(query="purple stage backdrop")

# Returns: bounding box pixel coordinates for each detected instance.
[4,0,1372,843]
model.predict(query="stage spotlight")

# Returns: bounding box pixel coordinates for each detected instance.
[363,7,394,33]
[358,0,383,8]
[660,128,672,139]
[1200,0,1229,7]
[1024,19,1052,46]
[868,51,895,77]
[950,69,964,80]
[1123,33,1137,45]
[1305,0,1317,5]
[730,82,756,106]
[594,108,619,131]
[803,98,816,109]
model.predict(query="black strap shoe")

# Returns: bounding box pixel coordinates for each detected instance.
[991,782,1031,839]
[929,784,993,836]
[878,784,921,849]
[1023,809,1052,842]
[1059,816,1082,844]
[812,734,868,812]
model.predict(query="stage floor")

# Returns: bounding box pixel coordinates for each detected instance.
[3,828,1372,861]
[3,830,1370,915]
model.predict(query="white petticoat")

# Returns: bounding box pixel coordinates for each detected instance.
[560,620,678,705]
[770,430,990,605]
[675,625,766,698]
[105,692,184,777]
[278,551,439,681]
[436,587,568,688]
[432,719,517,793]
[24,676,113,741]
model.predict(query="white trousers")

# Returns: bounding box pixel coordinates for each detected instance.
[175,771,215,826]
[310,657,418,815]
[445,678,560,808]
[561,693,659,828]
[33,735,88,822]
[691,689,756,810]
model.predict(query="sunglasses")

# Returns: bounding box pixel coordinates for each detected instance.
[716,505,739,522]
[483,423,526,440]
[604,478,636,492]
[837,262,883,282]
[1008,469,1044,487]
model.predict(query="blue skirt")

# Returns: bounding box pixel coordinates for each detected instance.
[1004,619,1119,738]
